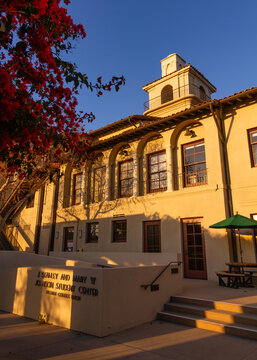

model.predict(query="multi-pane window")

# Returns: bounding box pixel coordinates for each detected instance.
[72,173,82,205]
[86,222,99,243]
[148,151,167,193]
[94,167,106,202]
[112,220,127,242]
[248,128,257,167]
[185,222,205,271]
[119,160,133,197]
[144,221,161,252]
[183,141,207,187]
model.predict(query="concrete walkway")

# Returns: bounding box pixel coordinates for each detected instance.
[1,279,257,360]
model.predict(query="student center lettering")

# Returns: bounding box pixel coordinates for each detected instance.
[34,271,99,300]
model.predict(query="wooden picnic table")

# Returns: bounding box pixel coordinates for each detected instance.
[226,262,257,273]
[223,262,257,287]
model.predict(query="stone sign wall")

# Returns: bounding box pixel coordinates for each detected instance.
[0,253,182,336]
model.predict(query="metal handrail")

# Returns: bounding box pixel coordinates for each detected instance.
[141,261,182,290]
[2,225,22,251]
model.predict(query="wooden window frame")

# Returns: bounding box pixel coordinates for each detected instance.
[119,159,133,198]
[72,173,82,205]
[112,220,127,243]
[147,150,167,193]
[182,140,207,187]
[248,128,257,167]
[143,220,161,253]
[86,222,99,243]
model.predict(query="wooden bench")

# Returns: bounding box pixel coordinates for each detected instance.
[216,272,250,288]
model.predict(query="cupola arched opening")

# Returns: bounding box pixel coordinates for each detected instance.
[199,86,207,101]
[161,85,173,104]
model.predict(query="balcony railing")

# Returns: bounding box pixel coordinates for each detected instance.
[144,83,211,112]
[85,171,208,205]
[174,170,208,190]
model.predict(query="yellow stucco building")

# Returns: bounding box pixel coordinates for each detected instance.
[4,53,257,281]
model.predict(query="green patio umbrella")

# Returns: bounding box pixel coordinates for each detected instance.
[210,214,257,262]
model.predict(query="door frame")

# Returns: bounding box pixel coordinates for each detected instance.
[181,217,207,279]
[63,226,74,252]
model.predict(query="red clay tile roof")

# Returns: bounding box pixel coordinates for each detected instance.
[90,114,161,138]
[90,87,257,151]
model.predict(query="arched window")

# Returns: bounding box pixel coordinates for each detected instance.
[161,85,173,104]
[199,86,207,101]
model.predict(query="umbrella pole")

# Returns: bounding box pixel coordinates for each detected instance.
[238,228,243,263]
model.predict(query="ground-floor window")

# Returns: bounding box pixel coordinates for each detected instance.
[144,220,161,252]
[86,222,99,243]
[112,220,127,242]
[63,227,74,252]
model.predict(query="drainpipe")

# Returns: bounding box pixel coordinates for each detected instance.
[209,102,237,261]
[48,178,59,255]
[34,185,45,254]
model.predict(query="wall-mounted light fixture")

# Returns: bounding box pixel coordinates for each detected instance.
[119,149,129,156]
[185,128,197,138]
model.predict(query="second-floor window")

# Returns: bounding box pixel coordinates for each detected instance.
[183,141,207,187]
[72,173,82,205]
[148,151,167,193]
[119,159,133,197]
[248,128,257,167]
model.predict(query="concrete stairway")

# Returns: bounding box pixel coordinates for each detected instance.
[158,296,257,340]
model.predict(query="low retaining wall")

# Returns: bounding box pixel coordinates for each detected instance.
[0,251,96,268]
[50,251,181,267]
[0,252,182,336]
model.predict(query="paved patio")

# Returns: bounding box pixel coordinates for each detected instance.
[1,279,257,360]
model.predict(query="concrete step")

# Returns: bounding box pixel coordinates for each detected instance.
[164,302,257,327]
[158,310,257,340]
[158,296,257,341]
[170,296,257,315]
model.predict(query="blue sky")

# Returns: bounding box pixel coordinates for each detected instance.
[66,0,257,131]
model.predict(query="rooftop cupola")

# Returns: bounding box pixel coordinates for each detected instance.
[143,53,216,117]
[161,53,186,76]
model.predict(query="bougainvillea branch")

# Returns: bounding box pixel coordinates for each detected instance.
[0,0,125,178]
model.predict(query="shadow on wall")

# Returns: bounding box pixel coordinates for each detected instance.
[51,210,253,279]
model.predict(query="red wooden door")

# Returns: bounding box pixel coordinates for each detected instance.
[182,218,207,279]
